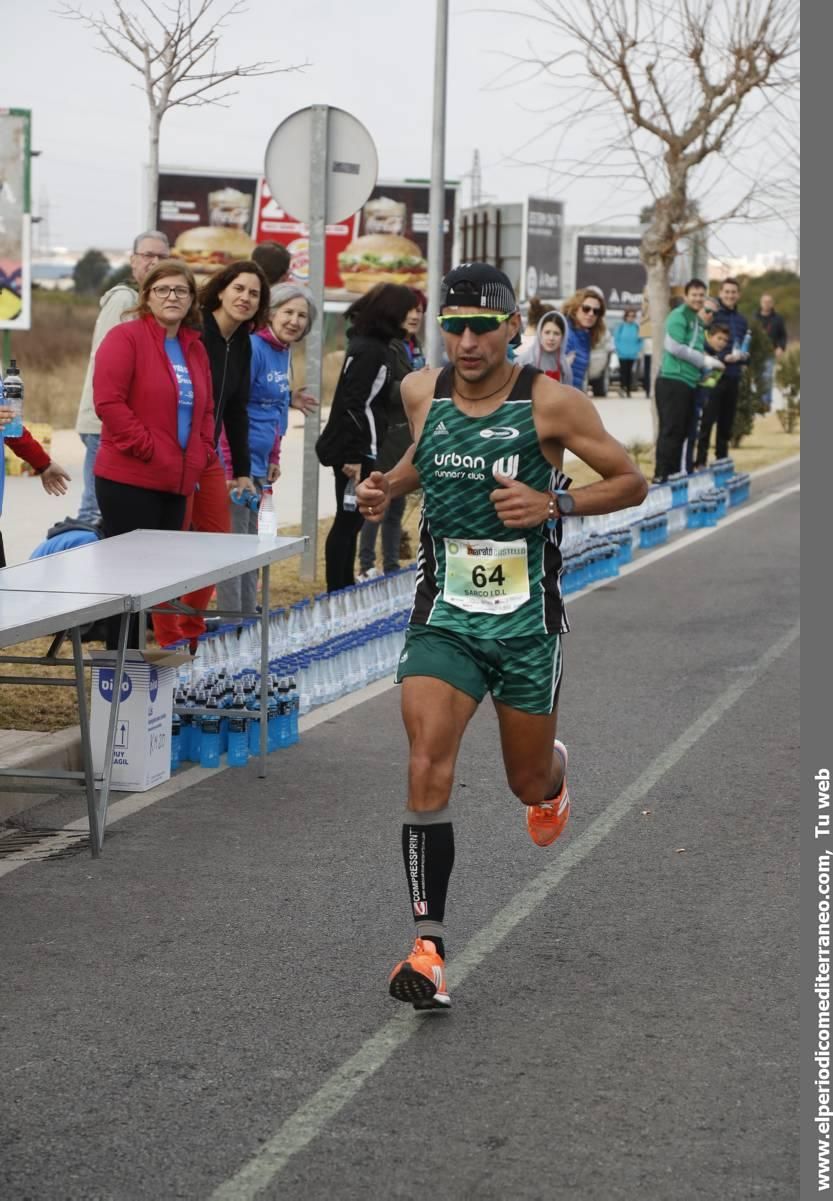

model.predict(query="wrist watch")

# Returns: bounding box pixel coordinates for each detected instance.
[546,489,575,528]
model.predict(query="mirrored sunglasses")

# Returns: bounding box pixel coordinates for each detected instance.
[437,313,512,335]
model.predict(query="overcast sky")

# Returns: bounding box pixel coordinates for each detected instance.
[6,0,797,261]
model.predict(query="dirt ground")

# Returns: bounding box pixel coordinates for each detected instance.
[0,411,798,734]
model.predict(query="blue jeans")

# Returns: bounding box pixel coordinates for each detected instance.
[78,433,101,522]
[761,356,776,411]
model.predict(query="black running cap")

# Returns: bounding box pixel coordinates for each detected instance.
[440,262,517,314]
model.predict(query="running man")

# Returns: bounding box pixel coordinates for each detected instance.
[356,263,648,1010]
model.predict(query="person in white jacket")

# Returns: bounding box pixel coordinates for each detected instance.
[73,230,169,521]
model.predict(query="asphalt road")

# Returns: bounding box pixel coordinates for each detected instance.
[0,461,799,1200]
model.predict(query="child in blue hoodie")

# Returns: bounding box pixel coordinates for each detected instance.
[216,283,317,614]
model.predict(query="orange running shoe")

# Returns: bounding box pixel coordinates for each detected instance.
[526,739,570,847]
[388,938,451,1009]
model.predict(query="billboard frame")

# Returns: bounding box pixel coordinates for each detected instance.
[0,107,32,347]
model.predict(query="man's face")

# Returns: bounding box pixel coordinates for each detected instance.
[720,281,740,309]
[760,293,774,314]
[131,237,169,285]
[700,299,719,325]
[685,286,706,312]
[441,307,520,383]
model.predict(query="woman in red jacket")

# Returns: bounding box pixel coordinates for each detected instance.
[93,260,216,540]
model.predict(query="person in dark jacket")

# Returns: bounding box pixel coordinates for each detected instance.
[756,292,788,411]
[152,259,269,647]
[695,277,749,465]
[357,290,425,578]
[316,282,416,593]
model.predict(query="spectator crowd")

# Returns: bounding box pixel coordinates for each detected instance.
[0,240,789,628]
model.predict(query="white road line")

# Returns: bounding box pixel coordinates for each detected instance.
[0,478,799,881]
[210,618,800,1201]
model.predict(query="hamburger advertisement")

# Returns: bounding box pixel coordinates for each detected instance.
[337,233,428,294]
[157,171,457,291]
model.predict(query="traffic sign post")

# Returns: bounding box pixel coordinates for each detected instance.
[264,106,378,580]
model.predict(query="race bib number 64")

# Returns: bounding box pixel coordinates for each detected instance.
[443,538,530,614]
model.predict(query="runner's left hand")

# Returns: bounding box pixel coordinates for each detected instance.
[489,472,549,528]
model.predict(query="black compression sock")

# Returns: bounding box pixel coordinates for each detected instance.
[402,814,454,950]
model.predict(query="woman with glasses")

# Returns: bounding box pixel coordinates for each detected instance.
[560,288,608,392]
[316,282,416,592]
[92,260,217,644]
[151,259,270,648]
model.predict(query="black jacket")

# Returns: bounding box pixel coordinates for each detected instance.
[755,309,788,352]
[316,334,394,467]
[377,338,415,473]
[200,309,251,478]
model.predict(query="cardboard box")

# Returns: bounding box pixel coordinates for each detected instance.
[90,649,189,793]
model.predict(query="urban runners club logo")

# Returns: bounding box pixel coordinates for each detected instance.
[433,450,487,481]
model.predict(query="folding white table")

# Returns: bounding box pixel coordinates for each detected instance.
[0,529,305,855]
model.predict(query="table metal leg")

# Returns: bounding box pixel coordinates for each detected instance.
[71,625,101,858]
[259,563,270,777]
[95,611,130,851]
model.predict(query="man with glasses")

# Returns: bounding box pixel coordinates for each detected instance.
[356,262,647,1010]
[653,278,724,483]
[74,230,170,522]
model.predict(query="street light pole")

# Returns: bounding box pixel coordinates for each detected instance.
[425,0,449,367]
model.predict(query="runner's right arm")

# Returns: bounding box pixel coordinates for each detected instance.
[356,368,436,519]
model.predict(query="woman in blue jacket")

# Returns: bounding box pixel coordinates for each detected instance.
[613,309,643,397]
[215,283,317,615]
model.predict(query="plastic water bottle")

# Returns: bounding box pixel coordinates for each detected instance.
[191,689,207,762]
[170,713,181,773]
[199,700,221,768]
[258,484,277,537]
[740,330,752,357]
[2,359,24,439]
[287,675,300,745]
[343,479,358,511]
[267,686,279,752]
[231,487,259,512]
[227,696,249,766]
[247,691,262,753]
[277,678,292,748]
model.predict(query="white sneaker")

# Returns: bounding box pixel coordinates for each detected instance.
[357,567,381,582]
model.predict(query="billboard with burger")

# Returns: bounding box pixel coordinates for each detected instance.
[157,171,458,290]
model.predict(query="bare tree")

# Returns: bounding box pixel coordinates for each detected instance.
[59,0,307,227]
[495,0,799,378]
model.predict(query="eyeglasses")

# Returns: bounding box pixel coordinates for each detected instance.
[437,313,512,335]
[151,285,191,300]
[580,304,601,316]
[702,306,718,315]
[134,251,164,262]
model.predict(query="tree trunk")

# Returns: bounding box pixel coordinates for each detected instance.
[147,106,161,231]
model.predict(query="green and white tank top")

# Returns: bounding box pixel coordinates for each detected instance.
[410,365,571,638]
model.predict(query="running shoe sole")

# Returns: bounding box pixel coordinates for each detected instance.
[389,963,451,1009]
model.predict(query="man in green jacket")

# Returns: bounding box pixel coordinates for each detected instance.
[652,278,724,482]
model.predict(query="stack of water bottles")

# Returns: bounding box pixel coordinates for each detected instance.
[169,566,417,773]
[170,668,300,772]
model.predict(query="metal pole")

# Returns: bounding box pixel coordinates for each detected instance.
[425,0,449,368]
[300,104,329,580]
